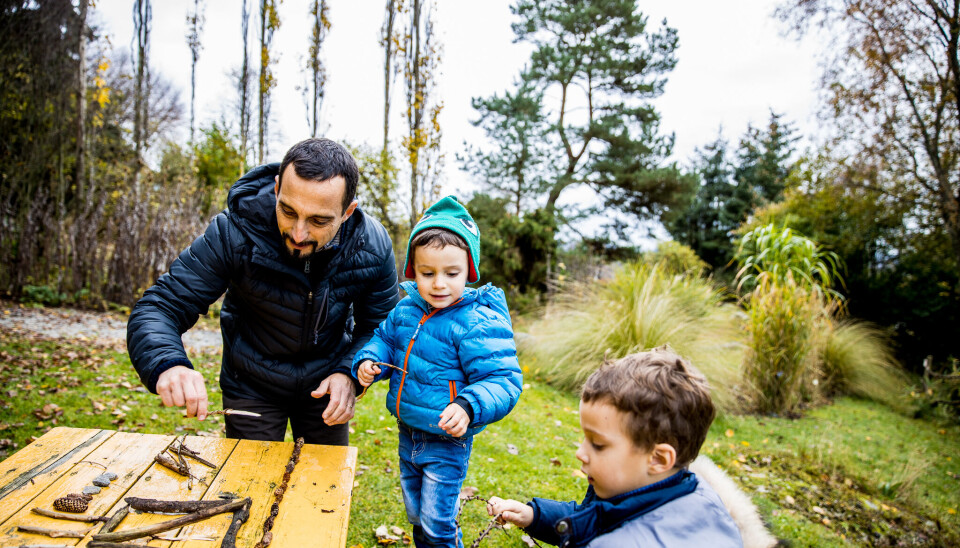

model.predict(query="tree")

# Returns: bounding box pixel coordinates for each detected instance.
[505,0,695,223]
[461,77,552,216]
[257,0,280,164]
[402,0,443,227]
[734,110,798,204]
[779,0,960,267]
[132,0,151,191]
[381,0,404,154]
[76,0,89,201]
[238,0,252,170]
[669,133,752,269]
[304,0,330,137]
[186,0,204,147]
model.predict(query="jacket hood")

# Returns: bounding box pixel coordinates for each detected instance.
[227,163,282,246]
[399,281,511,323]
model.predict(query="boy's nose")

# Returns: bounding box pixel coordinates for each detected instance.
[574,445,587,463]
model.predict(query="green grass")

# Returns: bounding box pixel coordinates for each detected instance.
[2,329,958,546]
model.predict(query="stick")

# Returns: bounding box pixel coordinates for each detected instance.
[175,440,217,468]
[88,543,154,548]
[31,507,108,522]
[90,497,249,543]
[125,497,237,513]
[253,437,304,548]
[16,525,95,538]
[7,545,75,548]
[220,498,251,548]
[154,453,206,485]
[100,505,128,533]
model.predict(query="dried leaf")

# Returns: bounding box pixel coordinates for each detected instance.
[549,457,561,466]
[506,444,519,455]
[459,486,478,499]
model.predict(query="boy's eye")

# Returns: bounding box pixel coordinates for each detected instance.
[590,441,605,451]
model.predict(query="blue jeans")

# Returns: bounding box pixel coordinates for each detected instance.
[398,422,473,548]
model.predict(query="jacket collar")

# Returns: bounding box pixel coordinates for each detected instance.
[556,470,698,548]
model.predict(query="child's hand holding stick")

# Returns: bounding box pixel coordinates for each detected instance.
[486,496,534,528]
[357,360,382,387]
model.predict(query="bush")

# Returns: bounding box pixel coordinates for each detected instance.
[519,260,743,410]
[821,321,909,412]
[643,241,709,276]
[742,276,825,415]
[21,285,67,307]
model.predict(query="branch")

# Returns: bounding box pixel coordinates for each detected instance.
[125,497,237,513]
[221,498,252,548]
[16,525,95,538]
[100,505,129,533]
[91,498,249,543]
[31,507,108,522]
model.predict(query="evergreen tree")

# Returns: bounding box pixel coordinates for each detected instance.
[734,111,798,204]
[500,0,695,224]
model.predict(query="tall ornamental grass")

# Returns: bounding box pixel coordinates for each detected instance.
[519,260,743,411]
[821,321,909,413]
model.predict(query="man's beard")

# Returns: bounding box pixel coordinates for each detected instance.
[282,234,319,260]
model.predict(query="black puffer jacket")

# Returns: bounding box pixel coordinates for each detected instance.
[127,163,400,401]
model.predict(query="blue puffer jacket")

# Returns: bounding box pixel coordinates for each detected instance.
[352,281,523,437]
[127,163,400,401]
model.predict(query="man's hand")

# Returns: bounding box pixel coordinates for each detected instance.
[312,373,356,425]
[438,402,469,437]
[486,496,534,528]
[156,365,209,421]
[357,360,382,387]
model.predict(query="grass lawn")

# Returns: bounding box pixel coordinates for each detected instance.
[1,328,958,547]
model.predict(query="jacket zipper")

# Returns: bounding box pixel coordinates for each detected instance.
[395,307,442,422]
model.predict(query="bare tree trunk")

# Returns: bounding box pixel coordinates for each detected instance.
[76,0,88,202]
[239,0,251,172]
[187,0,203,147]
[382,0,396,154]
[408,0,422,228]
[132,0,151,194]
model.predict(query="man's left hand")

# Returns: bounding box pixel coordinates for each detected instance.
[311,373,356,425]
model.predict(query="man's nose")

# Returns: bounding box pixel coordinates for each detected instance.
[292,220,308,242]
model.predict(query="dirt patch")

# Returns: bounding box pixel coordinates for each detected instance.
[0,301,223,354]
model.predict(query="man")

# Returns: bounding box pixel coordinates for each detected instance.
[127,138,400,445]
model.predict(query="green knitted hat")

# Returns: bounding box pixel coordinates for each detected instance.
[403,196,481,283]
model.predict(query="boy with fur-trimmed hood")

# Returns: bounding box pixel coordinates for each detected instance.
[353,195,523,548]
[487,347,742,547]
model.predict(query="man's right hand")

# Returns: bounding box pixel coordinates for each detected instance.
[156,365,209,420]
[357,360,382,387]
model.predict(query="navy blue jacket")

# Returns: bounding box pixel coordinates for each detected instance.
[127,163,400,401]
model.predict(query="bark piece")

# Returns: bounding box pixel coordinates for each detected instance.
[125,497,237,514]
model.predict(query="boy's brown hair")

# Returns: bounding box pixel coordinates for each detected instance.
[581,346,715,467]
[409,228,469,265]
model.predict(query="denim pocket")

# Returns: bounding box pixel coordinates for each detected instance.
[440,435,467,449]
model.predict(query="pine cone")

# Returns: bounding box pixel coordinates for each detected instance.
[53,493,92,513]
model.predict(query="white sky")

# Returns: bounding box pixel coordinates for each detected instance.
[91,0,823,240]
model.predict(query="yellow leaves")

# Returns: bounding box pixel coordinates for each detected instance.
[725,429,735,437]
[741,440,751,447]
[572,469,587,479]
[948,508,956,515]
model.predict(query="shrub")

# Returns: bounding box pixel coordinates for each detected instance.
[742,276,825,415]
[519,260,743,410]
[643,240,709,276]
[821,321,909,412]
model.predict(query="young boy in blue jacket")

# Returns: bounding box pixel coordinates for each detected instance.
[487,348,743,548]
[353,195,523,548]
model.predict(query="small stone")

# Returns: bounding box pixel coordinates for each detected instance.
[103,472,118,481]
[92,476,110,487]
[82,485,101,495]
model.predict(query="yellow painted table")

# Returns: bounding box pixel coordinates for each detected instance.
[0,427,357,547]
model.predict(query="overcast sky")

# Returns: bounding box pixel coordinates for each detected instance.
[91,0,823,238]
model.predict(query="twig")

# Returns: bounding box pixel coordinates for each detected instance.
[457,495,544,548]
[99,505,128,533]
[154,452,206,486]
[173,437,217,468]
[16,525,95,538]
[253,437,305,548]
[88,543,153,548]
[90,497,249,543]
[125,497,236,513]
[77,460,107,470]
[221,498,251,548]
[7,545,75,548]
[358,362,406,399]
[31,507,108,522]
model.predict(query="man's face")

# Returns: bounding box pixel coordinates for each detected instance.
[274,165,357,261]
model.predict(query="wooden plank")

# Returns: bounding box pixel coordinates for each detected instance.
[100,435,238,547]
[172,439,292,548]
[270,444,357,548]
[0,427,111,525]
[0,430,173,547]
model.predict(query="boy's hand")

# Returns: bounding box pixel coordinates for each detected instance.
[486,496,534,528]
[438,403,469,437]
[357,360,381,387]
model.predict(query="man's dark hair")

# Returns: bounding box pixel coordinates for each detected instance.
[277,138,359,212]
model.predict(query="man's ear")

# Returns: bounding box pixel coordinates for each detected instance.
[649,443,677,474]
[274,175,280,197]
[341,199,358,221]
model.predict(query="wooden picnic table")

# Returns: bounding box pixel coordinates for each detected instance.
[0,427,357,547]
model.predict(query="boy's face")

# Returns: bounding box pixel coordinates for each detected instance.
[413,244,469,309]
[575,399,670,499]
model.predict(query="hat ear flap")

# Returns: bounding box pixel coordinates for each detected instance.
[467,253,479,283]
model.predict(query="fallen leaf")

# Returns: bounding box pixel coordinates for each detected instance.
[506,443,519,455]
[725,429,734,437]
[459,486,478,499]
[549,457,561,466]
[572,469,587,479]
[521,535,536,547]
